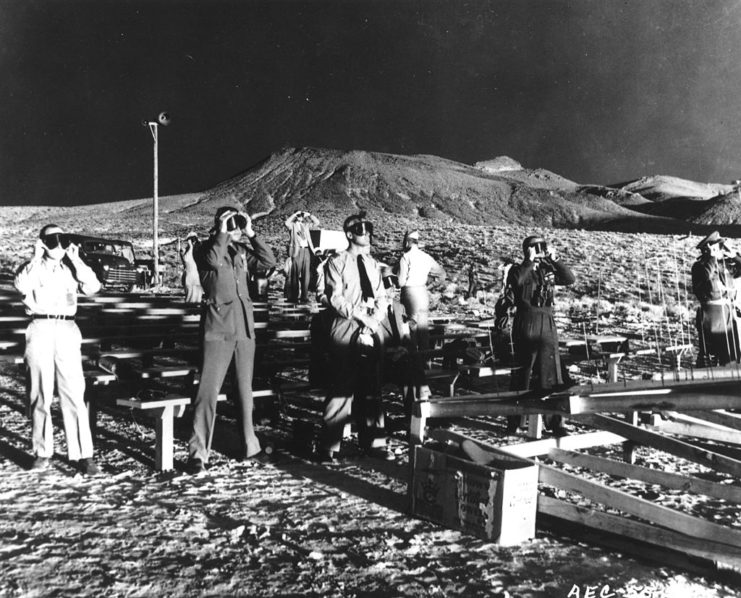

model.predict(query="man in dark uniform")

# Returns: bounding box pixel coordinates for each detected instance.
[187,207,277,473]
[692,231,741,366]
[505,235,575,437]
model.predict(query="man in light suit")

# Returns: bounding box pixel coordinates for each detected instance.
[316,212,395,463]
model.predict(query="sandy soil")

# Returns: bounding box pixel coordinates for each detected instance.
[0,210,740,597]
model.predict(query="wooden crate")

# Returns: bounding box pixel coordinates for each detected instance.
[411,445,538,546]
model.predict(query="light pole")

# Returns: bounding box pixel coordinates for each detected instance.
[143,111,171,286]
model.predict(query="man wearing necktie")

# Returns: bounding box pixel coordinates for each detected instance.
[692,231,741,366]
[316,212,395,462]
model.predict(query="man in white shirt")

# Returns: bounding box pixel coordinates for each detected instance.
[285,210,319,303]
[14,224,102,474]
[396,230,446,352]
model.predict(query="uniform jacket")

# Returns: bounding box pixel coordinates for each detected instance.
[506,258,575,314]
[196,232,276,341]
[692,254,741,304]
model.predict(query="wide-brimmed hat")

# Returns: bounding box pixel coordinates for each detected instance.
[697,230,724,249]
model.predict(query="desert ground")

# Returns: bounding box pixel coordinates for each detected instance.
[0,204,740,597]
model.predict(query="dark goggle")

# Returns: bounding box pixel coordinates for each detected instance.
[226,214,247,231]
[528,241,547,254]
[42,233,70,249]
[348,221,373,236]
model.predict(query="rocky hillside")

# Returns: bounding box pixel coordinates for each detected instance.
[178,147,679,232]
[8,147,741,237]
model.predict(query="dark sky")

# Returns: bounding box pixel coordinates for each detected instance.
[3,0,741,207]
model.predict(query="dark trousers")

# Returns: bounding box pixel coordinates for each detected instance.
[189,337,259,462]
[289,247,312,302]
[696,304,739,366]
[321,335,387,453]
[509,309,564,430]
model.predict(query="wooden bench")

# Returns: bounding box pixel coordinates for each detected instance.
[116,394,193,471]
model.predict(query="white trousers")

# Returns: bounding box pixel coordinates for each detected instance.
[25,320,93,460]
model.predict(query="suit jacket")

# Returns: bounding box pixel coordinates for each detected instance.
[197,232,277,341]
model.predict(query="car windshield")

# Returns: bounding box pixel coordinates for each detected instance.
[82,241,135,263]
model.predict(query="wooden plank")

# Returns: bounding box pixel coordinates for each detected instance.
[429,429,741,550]
[564,378,741,414]
[548,448,741,503]
[117,396,191,410]
[687,409,741,432]
[539,496,741,574]
[578,413,741,478]
[653,416,741,445]
[539,462,741,548]
[428,427,625,459]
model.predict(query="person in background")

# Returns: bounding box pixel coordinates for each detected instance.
[316,211,395,463]
[308,248,337,389]
[396,230,446,352]
[505,235,575,437]
[285,210,319,303]
[14,224,102,474]
[180,232,203,304]
[692,231,741,366]
[466,262,480,300]
[187,207,277,474]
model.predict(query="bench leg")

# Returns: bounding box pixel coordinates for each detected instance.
[153,406,175,471]
[526,414,543,439]
[410,401,431,444]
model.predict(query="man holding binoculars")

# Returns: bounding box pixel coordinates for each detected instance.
[284,210,319,303]
[504,235,575,437]
[187,207,277,473]
[14,224,102,474]
[692,230,741,366]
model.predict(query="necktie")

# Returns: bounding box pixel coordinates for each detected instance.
[357,255,375,301]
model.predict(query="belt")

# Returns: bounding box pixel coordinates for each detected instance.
[31,314,75,321]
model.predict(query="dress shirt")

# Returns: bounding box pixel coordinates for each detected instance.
[15,255,101,316]
[397,246,445,288]
[326,250,388,322]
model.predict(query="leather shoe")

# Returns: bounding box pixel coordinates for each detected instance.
[315,450,338,465]
[79,458,100,475]
[552,427,570,438]
[366,447,396,461]
[505,416,520,435]
[31,456,50,470]
[187,458,206,474]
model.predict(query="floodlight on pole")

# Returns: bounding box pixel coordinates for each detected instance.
[142,111,171,286]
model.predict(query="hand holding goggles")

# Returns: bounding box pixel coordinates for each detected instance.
[530,241,547,255]
[225,213,248,231]
[348,221,373,236]
[41,232,70,250]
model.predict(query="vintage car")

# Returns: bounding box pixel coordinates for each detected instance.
[65,235,153,291]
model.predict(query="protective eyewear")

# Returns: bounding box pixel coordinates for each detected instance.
[529,241,548,255]
[226,214,247,231]
[348,221,374,236]
[42,233,70,250]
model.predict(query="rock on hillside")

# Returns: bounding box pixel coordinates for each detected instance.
[611,176,734,221]
[474,156,523,173]
[617,175,731,202]
[692,190,741,225]
[179,146,651,229]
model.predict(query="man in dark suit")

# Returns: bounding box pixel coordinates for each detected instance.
[505,235,575,437]
[187,207,277,474]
